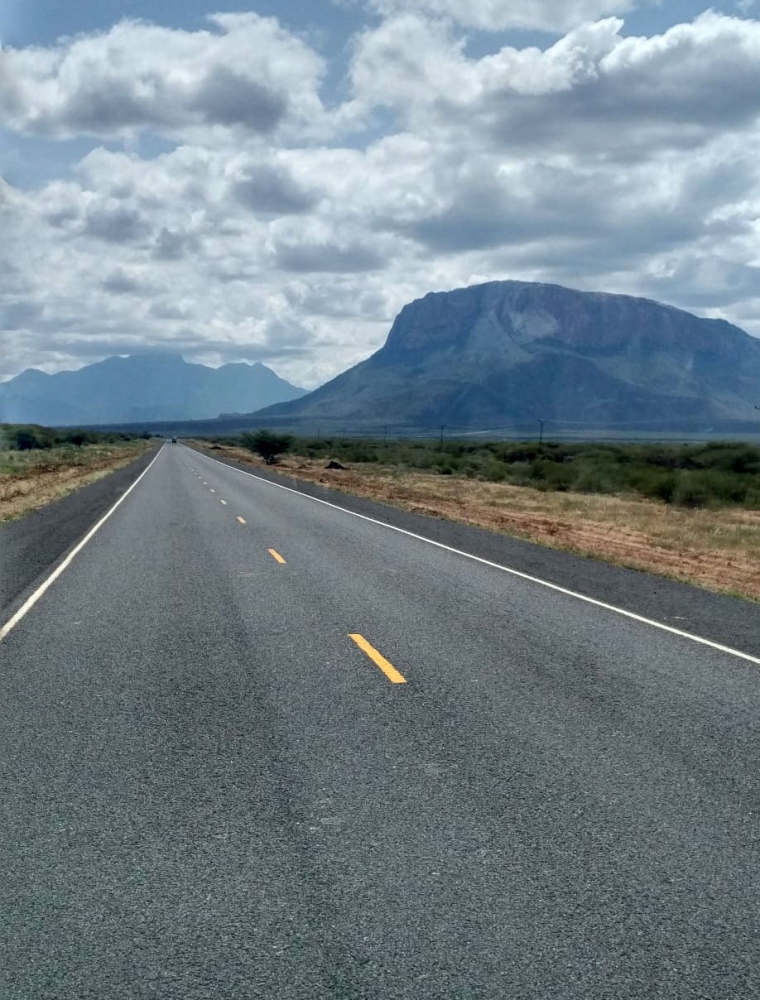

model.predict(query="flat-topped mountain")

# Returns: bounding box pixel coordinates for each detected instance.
[0,351,305,426]
[254,281,760,430]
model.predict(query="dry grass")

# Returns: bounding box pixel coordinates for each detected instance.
[0,441,151,523]
[197,441,760,601]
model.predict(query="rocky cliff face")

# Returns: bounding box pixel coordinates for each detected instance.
[256,281,760,431]
[384,281,751,363]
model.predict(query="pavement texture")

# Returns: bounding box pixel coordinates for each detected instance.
[193,444,760,658]
[1,442,760,999]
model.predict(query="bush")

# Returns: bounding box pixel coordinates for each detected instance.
[529,460,575,491]
[672,475,710,509]
[343,446,379,463]
[482,460,508,482]
[570,466,621,494]
[0,423,146,454]
[15,430,41,451]
[240,429,293,464]
[672,470,749,508]
[210,432,760,510]
[6,425,54,451]
[630,469,677,504]
[691,444,760,475]
[744,487,760,508]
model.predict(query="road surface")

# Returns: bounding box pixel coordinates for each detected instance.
[1,442,760,999]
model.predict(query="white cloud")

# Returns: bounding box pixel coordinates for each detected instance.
[4,9,760,389]
[0,13,325,140]
[350,12,760,157]
[367,0,636,32]
[267,217,391,273]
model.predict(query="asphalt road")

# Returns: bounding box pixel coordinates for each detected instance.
[2,442,760,999]
[0,444,158,620]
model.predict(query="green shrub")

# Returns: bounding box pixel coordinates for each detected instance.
[672,470,749,508]
[482,460,508,482]
[343,447,379,463]
[570,466,621,494]
[691,444,760,475]
[629,469,677,504]
[743,487,760,508]
[241,429,293,464]
[215,433,760,510]
[6,425,55,451]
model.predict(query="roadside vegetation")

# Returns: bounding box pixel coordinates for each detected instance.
[234,433,760,510]
[197,432,760,600]
[0,424,152,522]
[240,429,293,465]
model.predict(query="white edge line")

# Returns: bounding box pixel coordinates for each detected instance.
[0,445,164,643]
[191,445,760,668]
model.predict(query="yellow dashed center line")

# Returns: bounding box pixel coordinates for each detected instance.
[237,516,246,524]
[268,549,286,564]
[349,634,407,685]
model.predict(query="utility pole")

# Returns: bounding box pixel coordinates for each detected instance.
[383,426,388,445]
[538,419,545,444]
[439,424,445,448]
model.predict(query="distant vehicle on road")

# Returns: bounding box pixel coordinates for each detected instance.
[171,437,177,444]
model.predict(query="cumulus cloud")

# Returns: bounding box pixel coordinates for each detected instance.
[0,300,43,330]
[153,228,199,262]
[270,222,388,272]
[4,8,760,388]
[84,203,149,243]
[0,152,393,384]
[0,13,325,139]
[100,267,150,295]
[350,12,760,158]
[367,0,635,32]
[231,162,319,217]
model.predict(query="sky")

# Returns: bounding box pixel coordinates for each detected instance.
[2,0,760,387]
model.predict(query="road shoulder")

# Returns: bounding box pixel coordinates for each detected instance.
[0,445,160,625]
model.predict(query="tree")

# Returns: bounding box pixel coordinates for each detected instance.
[14,430,39,451]
[241,429,293,465]
[10,426,53,451]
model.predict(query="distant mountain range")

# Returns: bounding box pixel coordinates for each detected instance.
[6,283,760,435]
[0,352,305,426]
[255,281,760,432]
